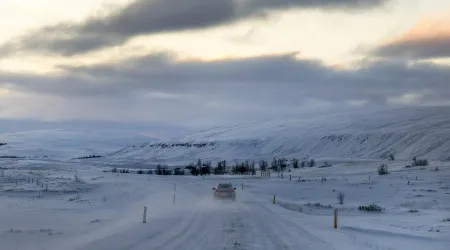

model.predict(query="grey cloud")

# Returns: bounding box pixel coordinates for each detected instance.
[372,36,450,60]
[239,0,386,14]
[1,0,389,56]
[1,53,450,128]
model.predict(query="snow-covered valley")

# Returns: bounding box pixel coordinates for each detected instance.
[1,107,449,250]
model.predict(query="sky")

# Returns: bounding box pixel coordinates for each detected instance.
[0,0,449,138]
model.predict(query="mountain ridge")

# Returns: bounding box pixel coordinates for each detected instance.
[105,107,450,165]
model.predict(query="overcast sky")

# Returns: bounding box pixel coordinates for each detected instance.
[0,0,449,138]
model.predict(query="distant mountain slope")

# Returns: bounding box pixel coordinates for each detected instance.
[0,129,157,159]
[106,107,450,165]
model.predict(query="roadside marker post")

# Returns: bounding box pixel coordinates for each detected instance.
[273,194,276,204]
[334,208,338,229]
[143,206,147,223]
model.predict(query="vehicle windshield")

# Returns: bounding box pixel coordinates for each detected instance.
[218,184,232,189]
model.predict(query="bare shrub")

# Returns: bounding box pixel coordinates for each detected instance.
[305,202,332,209]
[68,193,81,202]
[413,158,428,166]
[358,203,384,212]
[378,164,389,175]
[337,192,345,204]
[389,154,395,161]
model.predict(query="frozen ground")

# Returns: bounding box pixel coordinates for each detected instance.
[1,159,449,250]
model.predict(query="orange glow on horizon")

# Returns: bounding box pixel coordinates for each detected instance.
[384,9,450,45]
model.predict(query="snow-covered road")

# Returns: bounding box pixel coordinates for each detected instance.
[57,177,331,250]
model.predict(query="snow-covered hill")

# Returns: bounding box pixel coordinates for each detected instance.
[106,107,450,164]
[0,129,158,159]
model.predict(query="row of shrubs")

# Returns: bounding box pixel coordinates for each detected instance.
[109,157,321,176]
[75,154,102,159]
[143,142,213,149]
[111,167,176,175]
[111,157,322,176]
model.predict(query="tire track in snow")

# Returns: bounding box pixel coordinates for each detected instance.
[240,199,332,250]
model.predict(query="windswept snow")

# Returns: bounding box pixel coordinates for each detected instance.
[1,159,449,250]
[106,107,450,165]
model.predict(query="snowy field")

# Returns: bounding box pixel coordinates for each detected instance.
[1,158,449,250]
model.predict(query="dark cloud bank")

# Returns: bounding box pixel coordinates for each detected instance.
[1,53,449,128]
[0,0,389,55]
[372,35,450,60]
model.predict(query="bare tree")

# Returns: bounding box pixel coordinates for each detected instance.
[259,160,268,171]
[291,158,299,168]
[271,157,278,170]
